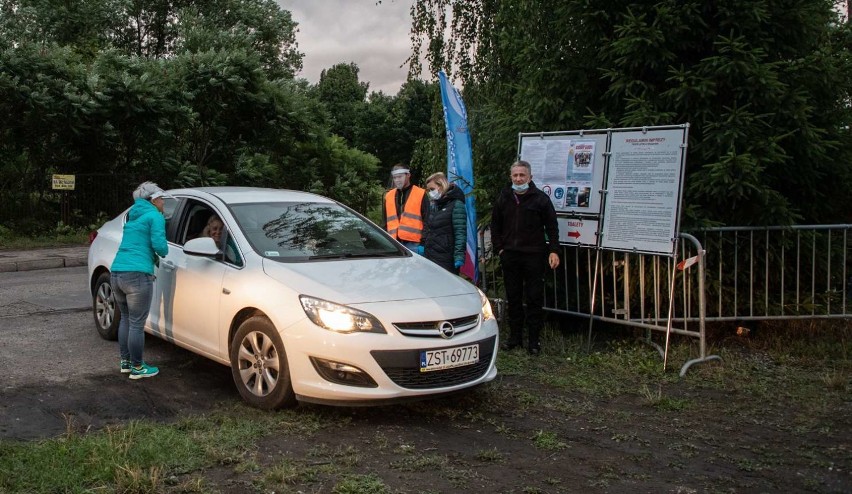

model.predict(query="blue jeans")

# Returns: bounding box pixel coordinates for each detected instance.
[111,271,154,366]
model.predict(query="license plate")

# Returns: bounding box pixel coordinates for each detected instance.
[420,343,479,372]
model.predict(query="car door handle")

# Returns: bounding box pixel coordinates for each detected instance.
[161,260,176,271]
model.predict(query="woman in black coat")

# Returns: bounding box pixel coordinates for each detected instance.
[423,172,467,274]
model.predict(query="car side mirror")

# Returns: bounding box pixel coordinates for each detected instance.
[184,237,221,257]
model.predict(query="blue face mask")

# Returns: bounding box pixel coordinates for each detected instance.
[511,182,529,192]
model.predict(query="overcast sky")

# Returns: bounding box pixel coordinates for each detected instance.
[277,0,415,95]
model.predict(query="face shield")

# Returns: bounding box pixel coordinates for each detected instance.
[391,169,410,190]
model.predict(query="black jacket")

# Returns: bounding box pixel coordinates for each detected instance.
[490,181,559,254]
[424,184,467,272]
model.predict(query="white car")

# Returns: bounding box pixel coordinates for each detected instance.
[87,187,498,408]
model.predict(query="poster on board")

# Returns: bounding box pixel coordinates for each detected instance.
[519,133,607,215]
[599,128,687,256]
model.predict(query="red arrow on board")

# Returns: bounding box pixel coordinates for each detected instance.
[567,231,581,239]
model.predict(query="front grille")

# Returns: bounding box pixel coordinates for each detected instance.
[371,335,496,389]
[393,314,480,337]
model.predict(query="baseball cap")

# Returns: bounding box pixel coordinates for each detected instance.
[150,190,174,200]
[132,181,173,201]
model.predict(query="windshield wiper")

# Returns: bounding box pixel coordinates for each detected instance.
[308,253,352,260]
[308,251,400,260]
[347,252,400,258]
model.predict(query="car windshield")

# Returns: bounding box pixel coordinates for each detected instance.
[230,201,405,262]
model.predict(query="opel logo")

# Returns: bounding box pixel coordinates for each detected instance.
[438,321,455,339]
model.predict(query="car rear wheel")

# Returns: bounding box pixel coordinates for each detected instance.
[230,316,296,409]
[93,272,119,340]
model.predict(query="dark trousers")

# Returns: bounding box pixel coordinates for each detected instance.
[501,250,547,349]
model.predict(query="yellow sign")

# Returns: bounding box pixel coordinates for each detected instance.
[52,174,76,190]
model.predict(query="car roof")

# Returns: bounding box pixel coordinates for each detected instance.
[166,187,335,205]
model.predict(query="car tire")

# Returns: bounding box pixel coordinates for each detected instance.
[93,271,119,341]
[230,316,296,409]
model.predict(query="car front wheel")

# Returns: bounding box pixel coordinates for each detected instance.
[93,271,119,340]
[230,316,296,409]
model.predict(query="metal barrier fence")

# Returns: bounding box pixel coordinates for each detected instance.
[694,225,849,321]
[480,224,851,375]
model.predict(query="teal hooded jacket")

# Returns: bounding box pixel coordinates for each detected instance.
[111,198,169,274]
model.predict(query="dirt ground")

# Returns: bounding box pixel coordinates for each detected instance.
[1,308,849,493]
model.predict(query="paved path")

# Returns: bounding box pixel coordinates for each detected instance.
[0,266,91,316]
[0,246,88,272]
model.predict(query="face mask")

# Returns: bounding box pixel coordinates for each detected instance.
[511,182,529,192]
[428,190,441,200]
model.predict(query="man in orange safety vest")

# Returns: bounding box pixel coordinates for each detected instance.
[382,164,429,254]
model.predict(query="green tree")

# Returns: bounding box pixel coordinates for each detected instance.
[0,1,379,231]
[0,0,302,78]
[353,90,397,170]
[314,62,370,144]
[387,79,437,167]
[0,0,127,57]
[177,0,303,79]
[592,1,852,225]
[410,0,852,225]
[0,43,89,200]
[354,79,437,176]
[86,51,188,177]
[307,136,384,216]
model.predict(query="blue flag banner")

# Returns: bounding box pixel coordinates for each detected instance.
[438,70,478,283]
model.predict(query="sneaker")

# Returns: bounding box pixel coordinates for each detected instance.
[120,359,132,374]
[129,362,159,380]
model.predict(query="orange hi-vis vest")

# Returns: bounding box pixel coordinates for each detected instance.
[385,186,425,242]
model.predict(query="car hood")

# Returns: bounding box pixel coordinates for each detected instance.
[262,255,476,304]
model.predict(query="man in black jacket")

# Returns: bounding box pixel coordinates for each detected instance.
[490,160,560,356]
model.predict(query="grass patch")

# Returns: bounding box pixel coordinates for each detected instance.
[497,325,686,398]
[821,369,848,391]
[639,384,692,411]
[1,319,847,492]
[0,406,316,493]
[476,447,504,463]
[261,458,321,487]
[332,473,390,494]
[531,430,567,451]
[446,466,478,488]
[308,443,361,468]
[0,224,92,250]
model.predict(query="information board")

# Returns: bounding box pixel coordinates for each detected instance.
[518,132,608,216]
[52,174,75,190]
[599,128,687,255]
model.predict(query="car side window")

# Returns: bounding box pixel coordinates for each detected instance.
[162,198,180,243]
[178,200,244,267]
[181,205,212,245]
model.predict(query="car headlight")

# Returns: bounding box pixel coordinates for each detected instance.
[299,295,386,334]
[478,289,494,321]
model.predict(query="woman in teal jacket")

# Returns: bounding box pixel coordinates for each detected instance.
[110,182,170,379]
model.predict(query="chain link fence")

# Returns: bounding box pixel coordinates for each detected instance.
[1,174,143,234]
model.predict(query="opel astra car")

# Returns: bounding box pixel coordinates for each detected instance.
[87,187,498,408]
